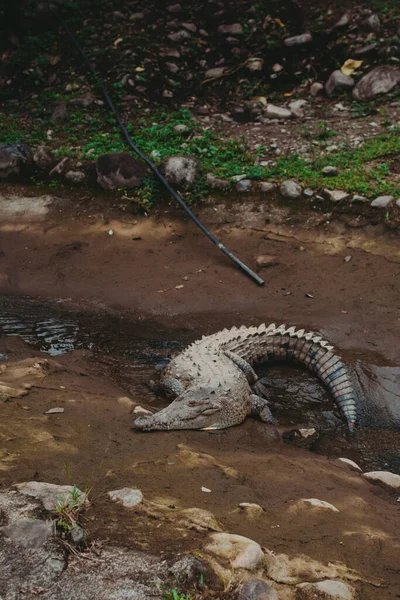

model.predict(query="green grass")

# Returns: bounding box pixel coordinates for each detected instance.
[162,588,192,600]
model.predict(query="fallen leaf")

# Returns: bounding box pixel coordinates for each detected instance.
[341,59,363,76]
[135,66,145,72]
[274,18,285,28]
[305,293,314,299]
[45,407,64,414]
[113,37,123,47]
[201,486,212,493]
[251,96,267,106]
[283,91,294,97]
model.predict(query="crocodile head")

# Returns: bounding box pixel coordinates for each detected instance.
[132,385,248,431]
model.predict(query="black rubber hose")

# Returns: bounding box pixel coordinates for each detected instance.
[53,12,265,286]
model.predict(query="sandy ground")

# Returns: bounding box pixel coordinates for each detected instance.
[0,188,399,598]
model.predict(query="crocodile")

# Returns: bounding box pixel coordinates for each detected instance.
[133,323,357,432]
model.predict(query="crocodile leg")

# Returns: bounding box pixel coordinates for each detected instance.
[150,377,184,399]
[249,393,279,425]
[224,350,258,384]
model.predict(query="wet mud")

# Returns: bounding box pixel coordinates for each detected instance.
[0,190,399,598]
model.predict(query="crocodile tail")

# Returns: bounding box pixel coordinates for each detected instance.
[250,325,357,431]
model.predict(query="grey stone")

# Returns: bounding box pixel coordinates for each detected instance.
[310,82,324,96]
[325,71,355,97]
[362,471,400,489]
[335,458,362,472]
[280,180,302,200]
[166,62,179,74]
[239,579,279,600]
[205,67,226,79]
[108,488,143,508]
[206,173,230,190]
[289,99,308,118]
[218,24,243,35]
[259,181,275,193]
[322,166,338,176]
[297,580,357,599]
[284,33,312,47]
[247,59,263,72]
[370,195,394,208]
[354,43,378,57]
[169,556,209,585]
[333,13,351,28]
[256,254,279,269]
[322,189,350,203]
[96,153,148,190]
[351,194,368,203]
[205,532,264,570]
[304,188,314,198]
[167,3,181,13]
[14,481,87,511]
[0,144,32,178]
[265,104,292,119]
[396,198,400,208]
[65,170,85,184]
[167,30,191,42]
[173,124,189,134]
[1,519,55,548]
[70,525,86,547]
[236,179,252,192]
[353,67,400,101]
[299,498,339,512]
[362,14,381,33]
[159,155,201,190]
[238,503,265,518]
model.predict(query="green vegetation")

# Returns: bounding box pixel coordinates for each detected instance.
[162,588,192,600]
[54,484,85,533]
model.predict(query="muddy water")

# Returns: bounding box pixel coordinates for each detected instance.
[0,296,399,474]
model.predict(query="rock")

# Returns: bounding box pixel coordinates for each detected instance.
[239,579,279,600]
[322,166,338,176]
[108,488,143,508]
[333,13,351,28]
[205,67,226,79]
[218,24,243,35]
[362,13,381,33]
[236,179,252,192]
[370,195,394,208]
[96,153,147,190]
[303,188,314,198]
[259,182,275,193]
[299,499,339,512]
[206,173,230,190]
[396,198,400,208]
[284,33,312,47]
[280,180,302,200]
[1,519,55,548]
[167,30,191,43]
[354,43,378,57]
[351,195,368,203]
[239,503,265,518]
[70,525,86,547]
[14,482,87,511]
[159,155,201,191]
[117,396,136,411]
[362,471,400,490]
[352,67,400,101]
[169,556,209,586]
[322,189,349,203]
[33,144,54,169]
[166,62,179,74]
[265,104,292,119]
[310,82,324,96]
[65,170,85,184]
[256,255,279,269]
[50,101,68,123]
[167,3,181,13]
[0,144,32,178]
[325,71,355,97]
[205,532,264,570]
[289,99,308,118]
[173,124,189,134]
[265,551,347,585]
[297,580,357,599]
[335,458,362,472]
[247,59,263,72]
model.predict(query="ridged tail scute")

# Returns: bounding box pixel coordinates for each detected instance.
[232,324,357,432]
